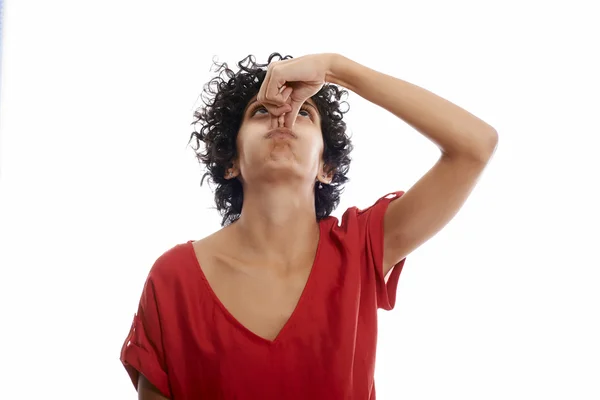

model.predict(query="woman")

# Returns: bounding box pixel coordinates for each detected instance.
[120,52,498,399]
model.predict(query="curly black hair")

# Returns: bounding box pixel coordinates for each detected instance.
[188,53,353,227]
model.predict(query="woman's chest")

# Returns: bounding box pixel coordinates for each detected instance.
[206,260,314,342]
[162,241,378,399]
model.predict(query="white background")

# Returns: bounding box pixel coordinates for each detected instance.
[1,1,599,399]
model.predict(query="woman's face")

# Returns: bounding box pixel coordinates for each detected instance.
[231,94,329,186]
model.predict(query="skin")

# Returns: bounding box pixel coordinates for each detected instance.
[254,53,498,276]
[321,54,498,275]
[138,53,498,398]
[222,93,330,269]
[138,374,168,400]
[188,94,328,343]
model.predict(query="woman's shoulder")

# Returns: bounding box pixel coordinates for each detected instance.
[149,226,231,280]
[145,237,208,287]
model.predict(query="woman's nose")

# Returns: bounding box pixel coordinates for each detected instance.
[263,102,291,129]
[270,112,285,129]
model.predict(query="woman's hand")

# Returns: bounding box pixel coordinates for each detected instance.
[256,53,337,128]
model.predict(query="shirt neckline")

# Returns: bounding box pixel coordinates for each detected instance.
[187,218,326,346]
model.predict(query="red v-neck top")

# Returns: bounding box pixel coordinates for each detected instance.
[121,191,407,399]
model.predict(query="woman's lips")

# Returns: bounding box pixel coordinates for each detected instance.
[266,128,296,139]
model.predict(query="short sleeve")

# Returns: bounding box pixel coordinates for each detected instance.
[120,276,171,398]
[358,191,407,310]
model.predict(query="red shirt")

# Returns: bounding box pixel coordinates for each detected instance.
[121,191,406,399]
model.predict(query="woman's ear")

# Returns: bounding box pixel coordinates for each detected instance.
[316,164,334,185]
[224,162,239,180]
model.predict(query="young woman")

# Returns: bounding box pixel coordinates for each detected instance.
[120,52,498,399]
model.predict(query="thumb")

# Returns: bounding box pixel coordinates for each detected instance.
[284,100,302,129]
